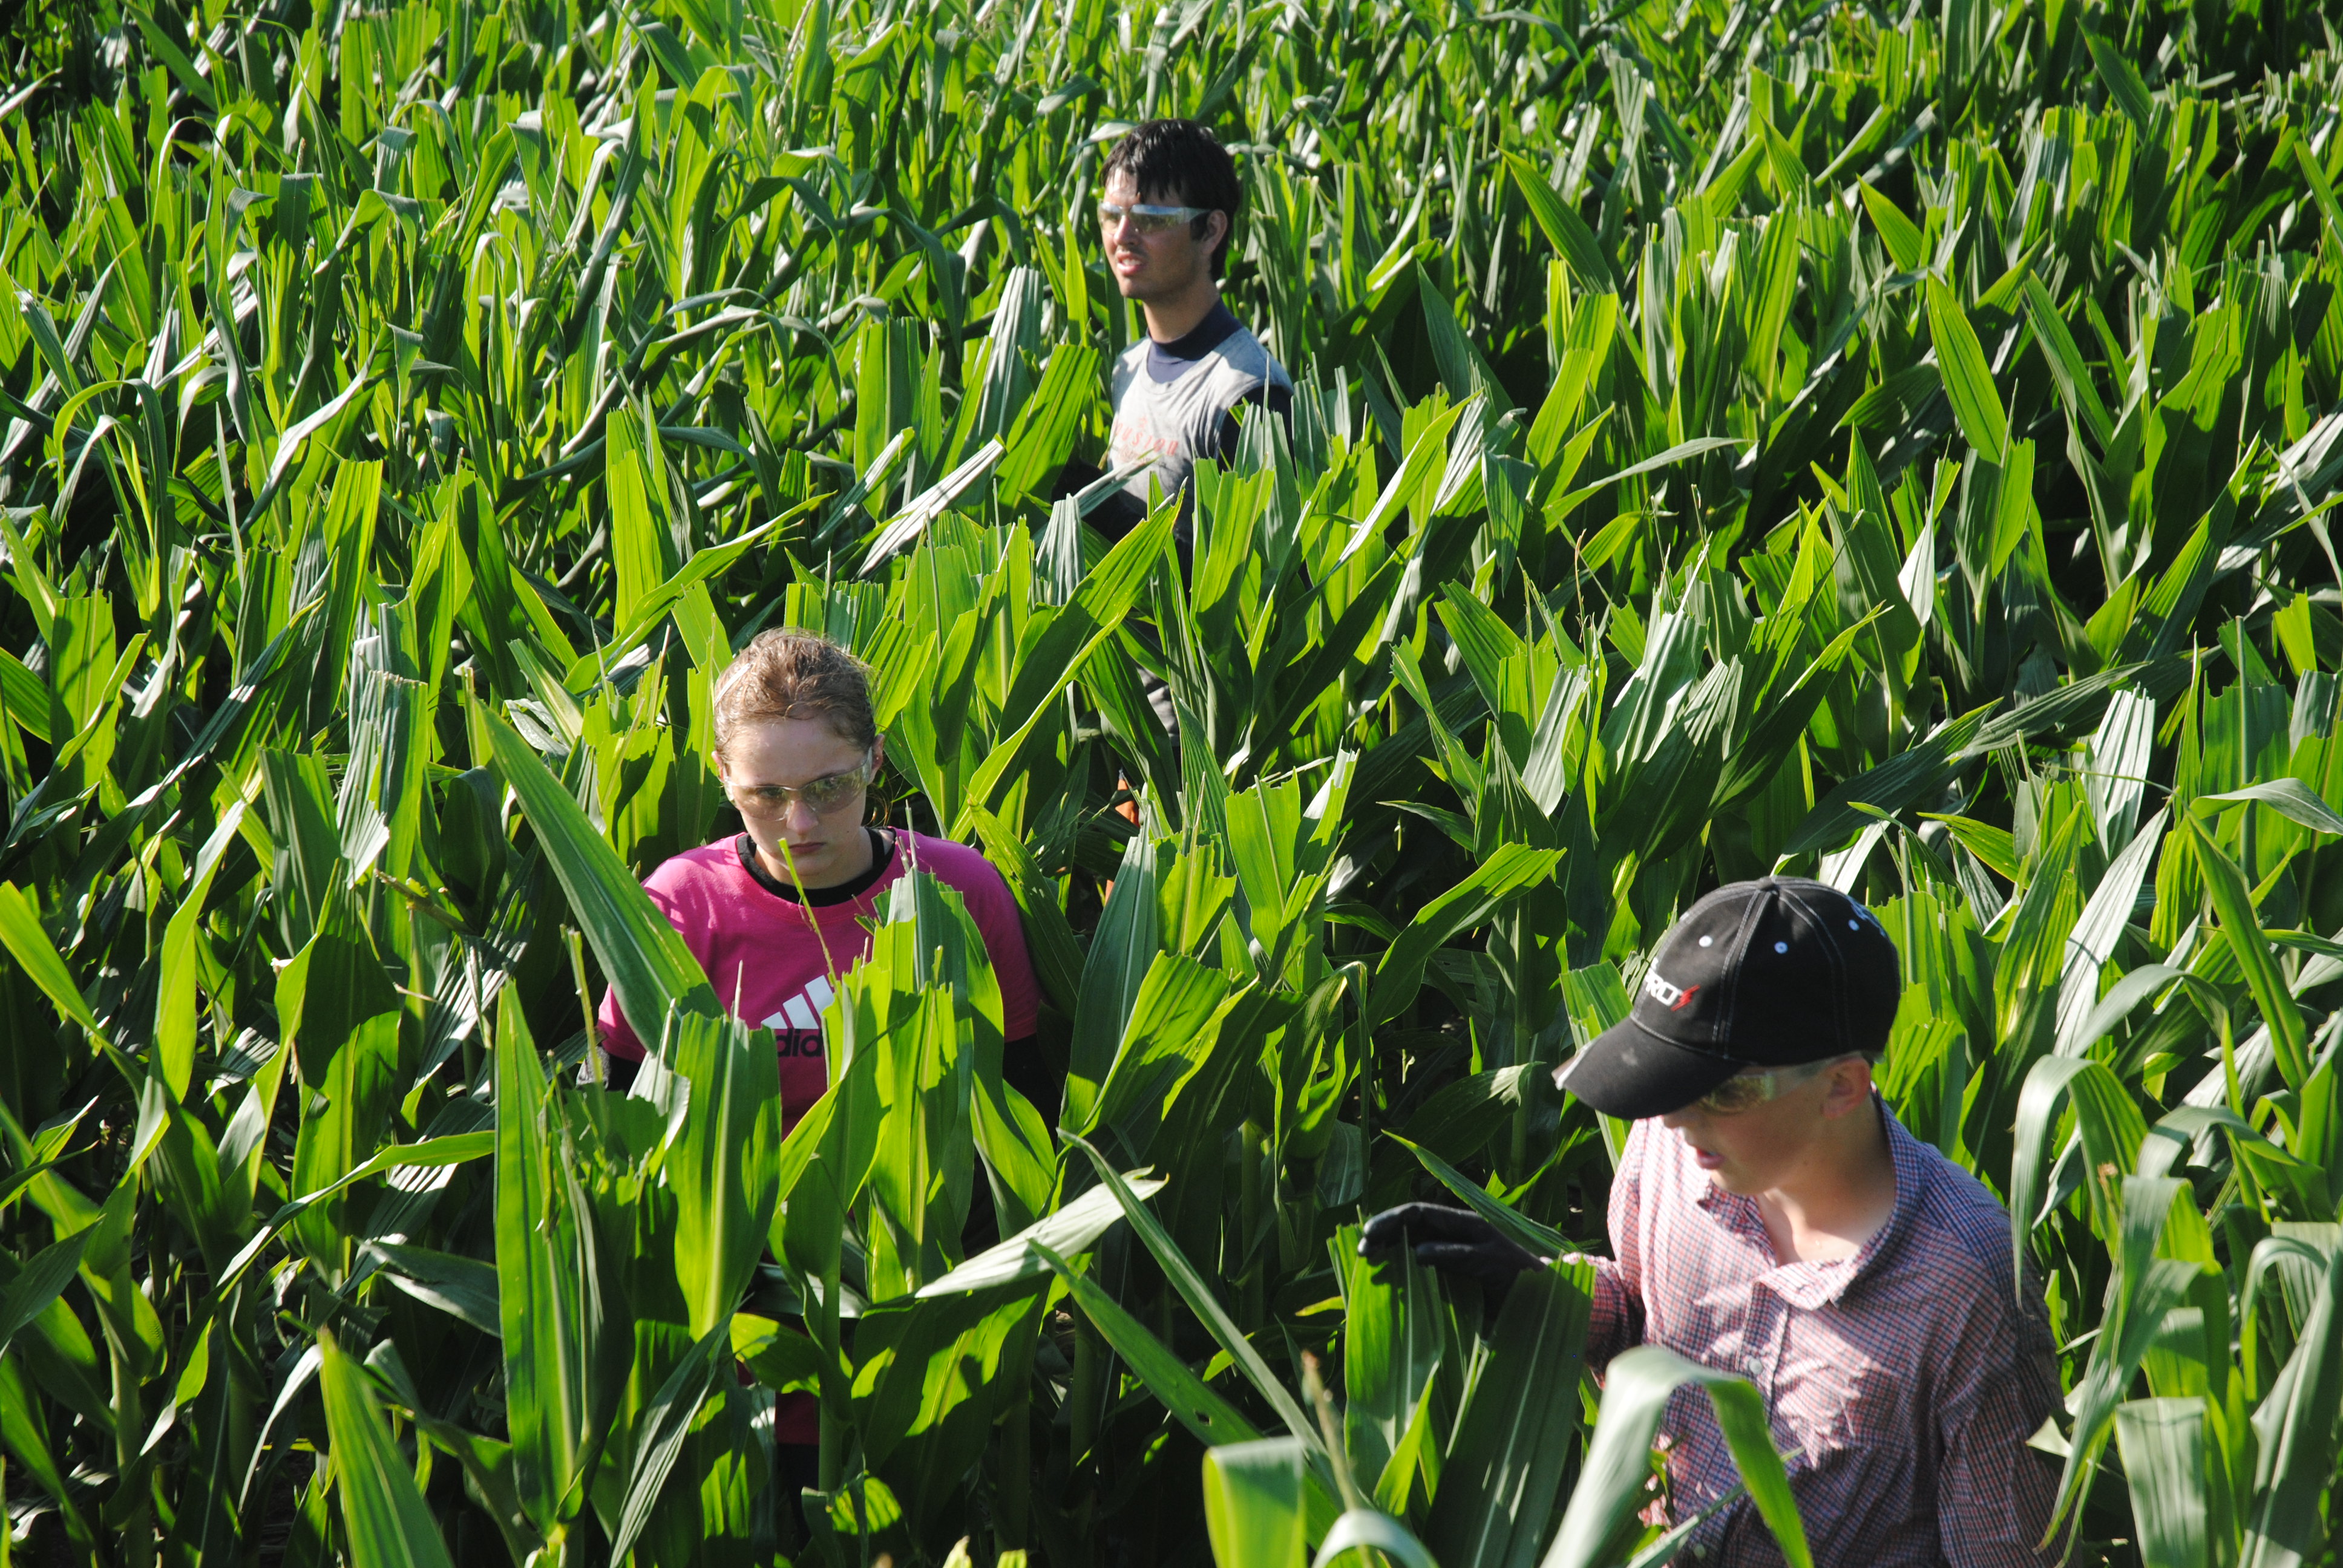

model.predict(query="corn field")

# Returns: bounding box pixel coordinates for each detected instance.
[1,0,2341,1562]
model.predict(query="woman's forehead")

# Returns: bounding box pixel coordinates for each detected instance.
[724,717,867,776]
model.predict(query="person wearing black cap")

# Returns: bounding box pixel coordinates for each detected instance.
[1363,877,2062,1568]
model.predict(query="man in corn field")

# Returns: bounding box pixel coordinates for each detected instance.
[1365,878,2062,1568]
[1050,119,1291,739]
[1063,118,1293,548]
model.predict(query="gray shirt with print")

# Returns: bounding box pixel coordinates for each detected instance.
[1106,305,1292,518]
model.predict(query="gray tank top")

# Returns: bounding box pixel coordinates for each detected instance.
[1106,305,1292,511]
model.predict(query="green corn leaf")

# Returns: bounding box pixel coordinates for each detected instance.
[1064,1137,1324,1454]
[1917,812,2021,881]
[0,509,62,636]
[0,647,50,743]
[2184,814,2312,1091]
[1372,1382,1443,1517]
[2083,31,2155,132]
[1955,665,2145,757]
[363,1356,542,1566]
[480,704,718,1047]
[2055,1239,2208,1538]
[1505,155,1616,293]
[1388,1133,1573,1259]
[2194,779,2343,838]
[205,1136,492,1310]
[122,4,217,111]
[915,1175,1165,1296]
[0,883,106,1040]
[1339,399,1469,566]
[2114,1399,2215,1568]
[965,803,1088,1015]
[2020,276,2114,449]
[2297,139,2343,241]
[1339,1219,1444,1494]
[1315,1508,1442,1568]
[2235,1229,2343,1568]
[1034,1236,1279,1459]
[2057,964,2226,1062]
[0,1227,92,1360]
[1371,845,1562,1026]
[1785,705,1993,856]
[1204,1439,1309,1568]
[1925,278,2008,465]
[1085,953,1241,1145]
[769,1030,885,1270]
[365,1244,501,1338]
[2053,808,2168,1052]
[665,1007,784,1336]
[2012,1056,2151,1278]
[1065,831,1159,1134]
[154,803,246,1102]
[732,1313,826,1394]
[1539,1344,1813,1568]
[1542,437,1747,521]
[559,503,812,688]
[316,1330,457,1568]
[1425,1259,1597,1568]
[1857,181,1925,272]
[607,1322,729,1563]
[606,408,677,629]
[493,996,597,1529]
[963,501,1176,815]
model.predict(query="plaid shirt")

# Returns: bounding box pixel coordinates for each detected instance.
[1587,1105,2062,1568]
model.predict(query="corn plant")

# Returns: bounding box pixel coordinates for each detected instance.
[2,0,2343,1564]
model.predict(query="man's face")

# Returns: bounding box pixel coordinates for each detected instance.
[1100,169,1224,305]
[1657,1058,1875,1195]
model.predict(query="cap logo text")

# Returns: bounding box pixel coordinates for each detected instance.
[1643,970,1700,1011]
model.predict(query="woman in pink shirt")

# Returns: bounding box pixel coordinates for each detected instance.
[594,630,1047,1466]
[595,628,1044,1105]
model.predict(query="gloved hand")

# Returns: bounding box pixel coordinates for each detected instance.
[1358,1203,1545,1302]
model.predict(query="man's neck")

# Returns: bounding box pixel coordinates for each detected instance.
[1142,281,1223,344]
[1754,1099,1898,1266]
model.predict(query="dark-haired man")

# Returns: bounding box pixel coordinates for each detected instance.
[1065,119,1291,542]
[1364,878,2062,1568]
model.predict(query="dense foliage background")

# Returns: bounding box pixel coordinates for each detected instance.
[2,0,2342,1564]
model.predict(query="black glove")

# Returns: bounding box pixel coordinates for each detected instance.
[1358,1203,1544,1301]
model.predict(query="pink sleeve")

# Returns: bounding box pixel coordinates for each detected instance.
[965,861,1042,1040]
[596,870,698,1063]
[597,984,644,1062]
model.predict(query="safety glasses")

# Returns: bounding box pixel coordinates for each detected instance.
[1097,201,1211,237]
[1690,1057,1846,1116]
[724,749,876,820]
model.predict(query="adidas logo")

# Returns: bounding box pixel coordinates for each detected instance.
[761,976,834,1057]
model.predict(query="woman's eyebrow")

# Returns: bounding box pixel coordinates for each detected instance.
[738,765,859,786]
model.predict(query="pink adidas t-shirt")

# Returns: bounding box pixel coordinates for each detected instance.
[597,829,1042,1108]
[598,829,1042,1448]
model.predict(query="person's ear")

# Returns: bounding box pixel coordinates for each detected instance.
[871,736,885,773]
[1202,209,1229,258]
[1820,1058,1873,1118]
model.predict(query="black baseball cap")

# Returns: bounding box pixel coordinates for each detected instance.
[1555,877,1901,1119]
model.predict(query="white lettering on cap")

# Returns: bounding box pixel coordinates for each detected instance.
[1642,969,1701,1012]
